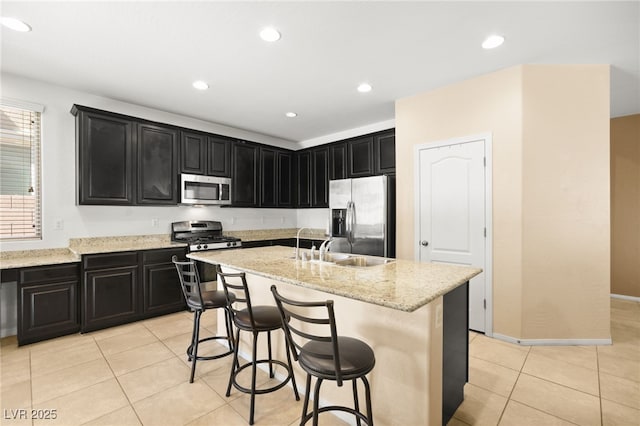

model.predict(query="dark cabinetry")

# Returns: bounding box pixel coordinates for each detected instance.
[277,151,294,207]
[73,105,179,206]
[347,136,374,177]
[75,109,135,205]
[179,131,231,177]
[82,252,140,332]
[18,264,80,345]
[142,248,187,316]
[232,141,259,207]
[374,131,396,174]
[81,247,186,333]
[329,143,347,180]
[311,147,329,207]
[137,123,178,204]
[295,151,311,207]
[260,147,277,207]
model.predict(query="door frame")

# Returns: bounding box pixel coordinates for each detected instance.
[414,133,494,336]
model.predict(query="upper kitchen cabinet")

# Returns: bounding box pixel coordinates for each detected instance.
[180,131,207,175]
[73,105,178,206]
[329,142,347,180]
[347,136,374,177]
[207,136,232,177]
[73,106,135,205]
[277,151,294,207]
[295,151,311,207]
[232,140,259,207]
[311,146,329,207]
[179,132,231,177]
[137,122,179,205]
[374,130,396,174]
[260,146,277,207]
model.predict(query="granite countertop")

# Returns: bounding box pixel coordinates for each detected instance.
[0,248,81,269]
[226,228,327,242]
[188,246,482,312]
[68,235,186,255]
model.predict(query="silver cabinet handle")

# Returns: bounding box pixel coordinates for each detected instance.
[420,240,429,246]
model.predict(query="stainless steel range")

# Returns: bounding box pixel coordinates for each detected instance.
[171,220,242,252]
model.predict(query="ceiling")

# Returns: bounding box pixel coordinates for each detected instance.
[1,1,638,144]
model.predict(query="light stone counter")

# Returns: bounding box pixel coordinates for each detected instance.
[0,248,80,269]
[188,245,481,312]
[68,234,186,255]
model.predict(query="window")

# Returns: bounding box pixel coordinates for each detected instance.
[0,102,42,240]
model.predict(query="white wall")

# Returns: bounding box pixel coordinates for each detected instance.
[0,73,313,252]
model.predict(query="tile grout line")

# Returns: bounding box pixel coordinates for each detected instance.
[596,344,603,426]
[495,344,531,425]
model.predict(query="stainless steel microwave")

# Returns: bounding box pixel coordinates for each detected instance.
[180,173,231,205]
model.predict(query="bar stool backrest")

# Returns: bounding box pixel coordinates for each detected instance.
[217,268,258,330]
[172,255,205,311]
[270,285,344,386]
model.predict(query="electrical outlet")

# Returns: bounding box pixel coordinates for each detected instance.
[151,218,159,228]
[54,219,64,230]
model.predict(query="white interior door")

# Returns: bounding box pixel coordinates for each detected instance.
[417,139,487,332]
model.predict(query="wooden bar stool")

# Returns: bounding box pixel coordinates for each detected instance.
[271,285,375,426]
[218,269,300,425]
[172,256,235,383]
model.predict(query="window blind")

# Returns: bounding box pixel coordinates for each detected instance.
[0,104,42,240]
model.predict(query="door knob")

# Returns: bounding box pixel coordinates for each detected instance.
[420,240,429,246]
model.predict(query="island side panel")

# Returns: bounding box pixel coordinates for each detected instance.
[218,266,444,426]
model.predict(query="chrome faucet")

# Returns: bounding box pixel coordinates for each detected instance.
[295,227,309,260]
[319,237,333,262]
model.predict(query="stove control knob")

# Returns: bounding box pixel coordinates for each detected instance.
[203,244,208,250]
[196,244,202,250]
[231,241,236,246]
[226,242,231,247]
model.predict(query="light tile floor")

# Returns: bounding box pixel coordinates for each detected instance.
[0,298,638,426]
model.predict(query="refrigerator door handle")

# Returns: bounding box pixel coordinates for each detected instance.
[347,201,355,244]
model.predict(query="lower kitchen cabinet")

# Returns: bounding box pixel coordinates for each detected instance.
[81,247,186,333]
[82,252,140,332]
[142,248,187,316]
[18,263,80,345]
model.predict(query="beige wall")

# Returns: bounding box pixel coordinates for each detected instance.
[396,65,611,340]
[611,114,640,297]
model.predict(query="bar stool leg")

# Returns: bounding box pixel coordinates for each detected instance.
[249,331,259,425]
[353,379,361,426]
[283,336,300,400]
[226,328,241,397]
[190,310,202,383]
[267,331,274,378]
[362,376,373,426]
[188,310,198,361]
[312,378,324,426]
[300,374,312,426]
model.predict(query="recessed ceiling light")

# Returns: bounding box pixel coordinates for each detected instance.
[260,27,281,42]
[192,80,209,90]
[357,83,372,93]
[285,112,297,118]
[0,17,32,32]
[482,34,505,49]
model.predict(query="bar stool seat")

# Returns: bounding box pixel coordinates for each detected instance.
[300,337,375,380]
[172,256,235,383]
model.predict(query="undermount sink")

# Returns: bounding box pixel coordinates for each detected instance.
[334,255,395,267]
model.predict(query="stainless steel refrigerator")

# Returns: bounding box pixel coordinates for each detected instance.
[329,175,395,258]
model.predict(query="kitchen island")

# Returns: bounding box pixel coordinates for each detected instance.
[188,246,482,426]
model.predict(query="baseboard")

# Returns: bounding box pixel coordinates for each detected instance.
[492,333,612,346]
[611,293,640,303]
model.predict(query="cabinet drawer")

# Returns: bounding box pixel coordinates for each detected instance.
[142,248,187,265]
[83,252,138,270]
[19,264,80,285]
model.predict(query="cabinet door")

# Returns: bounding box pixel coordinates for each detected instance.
[180,131,207,175]
[295,151,311,207]
[277,151,294,207]
[143,263,186,316]
[374,131,396,174]
[260,147,277,207]
[232,141,259,206]
[347,136,374,177]
[311,147,329,207]
[329,143,347,181]
[137,123,179,204]
[77,110,135,204]
[208,136,231,177]
[83,265,140,332]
